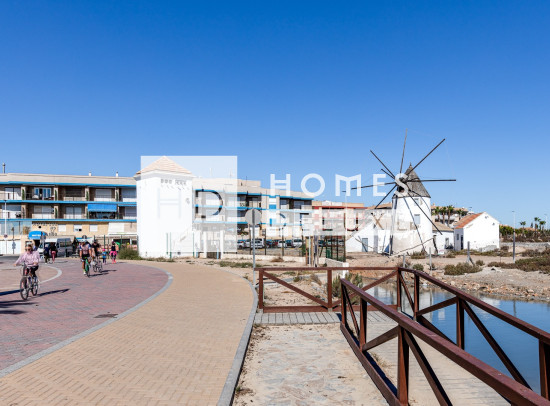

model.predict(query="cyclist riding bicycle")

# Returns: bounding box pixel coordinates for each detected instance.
[14,244,40,278]
[79,240,95,275]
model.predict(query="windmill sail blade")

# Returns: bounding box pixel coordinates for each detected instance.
[348,181,396,191]
[380,168,393,179]
[400,129,408,174]
[370,150,395,179]
[408,190,443,235]
[410,138,445,173]
[374,184,397,209]
[407,178,456,183]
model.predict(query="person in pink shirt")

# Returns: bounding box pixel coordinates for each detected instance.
[14,244,40,278]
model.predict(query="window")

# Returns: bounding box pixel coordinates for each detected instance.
[94,189,112,201]
[90,225,98,232]
[4,187,21,200]
[58,225,67,233]
[74,225,83,232]
[124,207,137,219]
[33,205,53,218]
[33,188,52,199]
[66,206,83,219]
[64,187,84,201]
[414,214,421,225]
[121,188,136,201]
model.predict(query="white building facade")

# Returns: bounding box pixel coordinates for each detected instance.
[453,212,500,251]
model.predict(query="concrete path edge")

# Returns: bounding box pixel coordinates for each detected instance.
[217,270,258,406]
[0,264,174,379]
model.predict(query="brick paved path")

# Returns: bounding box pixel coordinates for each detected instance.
[0,259,168,371]
[0,261,254,405]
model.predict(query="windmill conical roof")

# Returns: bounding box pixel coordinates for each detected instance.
[404,165,430,198]
[135,156,192,176]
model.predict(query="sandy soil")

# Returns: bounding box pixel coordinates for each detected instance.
[180,252,550,302]
[234,324,388,406]
[347,252,550,301]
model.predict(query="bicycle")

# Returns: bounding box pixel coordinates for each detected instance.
[19,264,39,300]
[82,257,91,277]
[91,258,103,274]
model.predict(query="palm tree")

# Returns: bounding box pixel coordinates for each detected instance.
[535,217,541,237]
[520,221,526,238]
[447,205,455,226]
[540,220,546,236]
[434,206,441,223]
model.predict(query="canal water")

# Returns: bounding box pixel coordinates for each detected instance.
[366,282,550,394]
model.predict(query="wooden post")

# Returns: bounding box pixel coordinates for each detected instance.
[397,326,409,405]
[396,270,402,311]
[541,340,550,399]
[359,297,367,348]
[341,283,347,329]
[457,299,465,349]
[258,269,264,310]
[327,269,333,310]
[413,274,420,320]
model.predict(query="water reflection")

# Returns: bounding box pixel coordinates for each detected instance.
[365,280,550,394]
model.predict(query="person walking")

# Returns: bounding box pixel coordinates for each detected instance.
[102,248,107,264]
[110,241,117,264]
[49,242,57,263]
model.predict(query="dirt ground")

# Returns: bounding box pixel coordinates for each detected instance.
[182,253,550,302]
[233,324,388,406]
[347,252,550,301]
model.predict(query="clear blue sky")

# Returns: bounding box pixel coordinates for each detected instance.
[1,1,549,226]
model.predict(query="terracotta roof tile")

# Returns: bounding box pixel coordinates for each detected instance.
[454,212,483,229]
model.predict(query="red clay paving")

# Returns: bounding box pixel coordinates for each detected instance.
[0,259,168,371]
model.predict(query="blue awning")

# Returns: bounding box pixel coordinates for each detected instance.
[87,203,117,212]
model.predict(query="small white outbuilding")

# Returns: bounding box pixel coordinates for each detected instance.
[453,212,500,251]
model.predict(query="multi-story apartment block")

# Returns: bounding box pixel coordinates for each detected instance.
[0,173,137,253]
[0,164,313,254]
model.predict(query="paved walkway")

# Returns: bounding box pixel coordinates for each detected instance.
[0,260,254,405]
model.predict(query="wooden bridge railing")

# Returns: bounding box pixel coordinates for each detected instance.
[340,267,550,405]
[257,266,396,313]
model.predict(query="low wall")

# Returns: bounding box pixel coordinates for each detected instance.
[325,258,349,267]
[222,253,307,264]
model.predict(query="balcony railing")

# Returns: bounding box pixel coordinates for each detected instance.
[64,214,84,219]
[64,196,86,201]
[31,214,53,219]
[94,197,115,202]
[0,192,21,200]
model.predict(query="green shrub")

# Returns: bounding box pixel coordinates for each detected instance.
[489,256,550,274]
[444,263,482,275]
[293,275,301,283]
[410,253,426,259]
[445,252,456,258]
[475,260,485,266]
[412,264,424,271]
[117,247,141,260]
[219,261,253,268]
